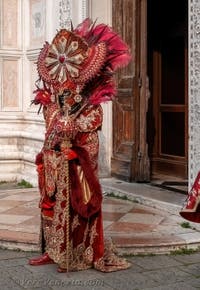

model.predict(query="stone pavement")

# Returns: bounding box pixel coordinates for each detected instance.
[2,248,200,289]
[2,178,200,289]
[0,177,200,256]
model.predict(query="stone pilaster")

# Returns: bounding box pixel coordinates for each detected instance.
[189,0,200,187]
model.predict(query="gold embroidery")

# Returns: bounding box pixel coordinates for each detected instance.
[65,152,70,272]
[71,215,80,232]
[83,246,93,265]
[89,218,98,245]
[43,150,59,196]
[47,155,70,265]
[42,217,52,251]
[75,105,103,132]
[94,238,132,272]
[76,131,99,171]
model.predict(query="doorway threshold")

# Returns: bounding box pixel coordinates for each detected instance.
[151,179,188,195]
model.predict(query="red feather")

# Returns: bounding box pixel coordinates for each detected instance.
[89,82,117,105]
[73,18,92,38]
[74,19,132,72]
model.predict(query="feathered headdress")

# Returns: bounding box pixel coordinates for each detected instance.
[33,18,131,108]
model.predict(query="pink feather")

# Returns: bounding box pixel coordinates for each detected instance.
[92,24,132,70]
[74,18,132,104]
[73,18,92,38]
[83,22,132,71]
[108,53,132,70]
[89,83,117,105]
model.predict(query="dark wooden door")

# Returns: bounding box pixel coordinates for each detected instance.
[111,0,150,182]
[147,0,188,179]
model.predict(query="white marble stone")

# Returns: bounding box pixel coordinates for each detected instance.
[119,213,165,225]
[102,203,134,213]
[189,0,200,186]
[0,0,113,186]
[0,214,31,224]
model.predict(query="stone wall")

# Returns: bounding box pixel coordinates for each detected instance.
[0,0,112,186]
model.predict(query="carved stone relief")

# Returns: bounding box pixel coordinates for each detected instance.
[189,0,200,186]
[30,0,46,47]
[2,59,19,110]
[58,0,88,29]
[58,0,72,29]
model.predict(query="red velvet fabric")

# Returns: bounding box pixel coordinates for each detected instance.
[70,146,102,218]
[180,171,200,223]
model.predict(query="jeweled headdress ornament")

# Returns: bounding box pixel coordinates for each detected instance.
[33,18,131,108]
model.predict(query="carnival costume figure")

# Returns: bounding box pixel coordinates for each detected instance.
[28,18,131,272]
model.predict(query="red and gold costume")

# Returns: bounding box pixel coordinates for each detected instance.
[29,18,131,272]
[180,172,200,223]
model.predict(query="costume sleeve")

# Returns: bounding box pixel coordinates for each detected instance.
[73,104,103,172]
[75,104,103,132]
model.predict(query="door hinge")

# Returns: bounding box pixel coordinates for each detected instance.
[137,151,142,160]
[138,77,142,88]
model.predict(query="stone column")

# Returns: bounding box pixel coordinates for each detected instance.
[88,0,112,177]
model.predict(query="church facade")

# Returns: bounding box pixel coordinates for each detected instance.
[0,0,199,189]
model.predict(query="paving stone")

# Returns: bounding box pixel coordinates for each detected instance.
[0,249,31,259]
[178,263,200,277]
[0,183,200,254]
[0,257,29,267]
[172,252,200,264]
[97,271,159,290]
[0,279,23,290]
[146,267,193,284]
[143,282,197,290]
[133,255,183,270]
[3,181,200,289]
[50,279,113,290]
[119,212,165,225]
[176,232,200,244]
[3,250,200,289]
[187,277,200,289]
